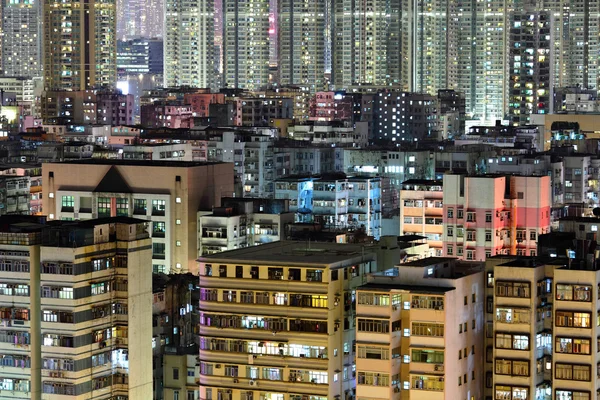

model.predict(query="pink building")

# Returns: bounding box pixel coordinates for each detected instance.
[443,174,551,261]
[97,92,135,125]
[309,92,353,121]
[107,126,141,146]
[183,93,225,117]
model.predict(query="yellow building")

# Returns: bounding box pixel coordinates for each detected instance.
[0,216,152,399]
[197,241,381,400]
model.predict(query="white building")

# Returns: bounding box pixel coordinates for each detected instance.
[278,0,326,92]
[1,0,42,78]
[274,174,383,239]
[197,198,294,256]
[223,0,270,90]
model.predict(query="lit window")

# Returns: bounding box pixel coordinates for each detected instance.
[176,197,181,204]
[176,263,181,269]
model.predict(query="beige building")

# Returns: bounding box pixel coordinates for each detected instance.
[485,254,600,400]
[399,179,444,257]
[0,216,152,400]
[531,114,600,150]
[356,257,485,400]
[163,352,200,400]
[42,160,234,274]
[197,241,382,400]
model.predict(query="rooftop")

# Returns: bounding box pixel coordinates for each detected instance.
[47,216,148,228]
[198,240,376,268]
[397,234,427,243]
[47,159,227,168]
[401,179,443,186]
[357,282,453,294]
[400,257,458,267]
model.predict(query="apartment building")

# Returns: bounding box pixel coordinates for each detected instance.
[42,160,234,274]
[152,273,199,399]
[443,174,551,260]
[163,352,200,400]
[198,241,381,400]
[0,216,152,400]
[206,130,275,198]
[43,0,116,90]
[485,254,600,400]
[197,198,294,256]
[355,257,484,400]
[399,179,444,257]
[274,174,383,239]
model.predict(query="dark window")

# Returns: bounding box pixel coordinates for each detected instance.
[173,368,179,380]
[219,265,227,278]
[236,266,243,278]
[288,268,301,281]
[331,270,339,281]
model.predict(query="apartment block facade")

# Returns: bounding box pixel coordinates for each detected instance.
[0,216,152,400]
[274,175,383,239]
[399,179,444,257]
[356,257,484,400]
[42,160,234,274]
[486,255,600,400]
[198,241,380,400]
[443,174,551,260]
[197,198,294,256]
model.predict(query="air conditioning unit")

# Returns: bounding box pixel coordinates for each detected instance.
[394,387,400,393]
[392,305,398,311]
[249,380,257,387]
[434,364,444,372]
[233,378,239,383]
[216,364,222,368]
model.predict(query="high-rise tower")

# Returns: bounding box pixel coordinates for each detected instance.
[223,0,270,90]
[332,0,401,88]
[508,11,553,125]
[2,0,42,78]
[278,0,326,92]
[43,0,117,90]
[116,0,164,40]
[164,0,215,88]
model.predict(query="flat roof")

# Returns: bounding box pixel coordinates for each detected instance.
[400,257,457,267]
[198,240,376,268]
[46,159,228,168]
[397,234,427,242]
[401,179,443,186]
[47,216,148,228]
[357,283,453,294]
